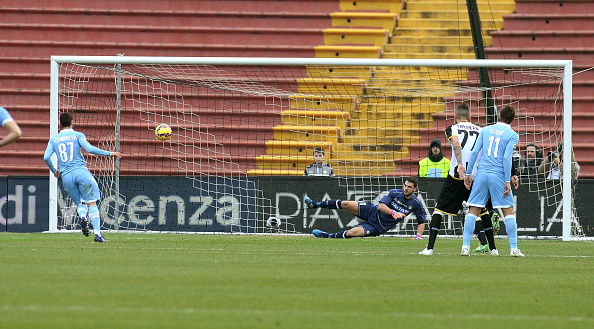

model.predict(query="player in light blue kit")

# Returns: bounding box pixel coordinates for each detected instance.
[0,106,22,148]
[44,113,121,242]
[462,105,524,257]
[306,177,426,239]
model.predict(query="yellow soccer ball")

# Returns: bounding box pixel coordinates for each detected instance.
[155,124,172,141]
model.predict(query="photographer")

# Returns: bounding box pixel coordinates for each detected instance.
[538,142,580,180]
[520,144,543,179]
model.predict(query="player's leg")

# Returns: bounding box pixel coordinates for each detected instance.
[312,203,378,238]
[313,223,373,239]
[61,172,88,237]
[488,178,523,256]
[472,219,489,252]
[480,205,497,253]
[304,195,359,215]
[463,174,490,255]
[502,207,524,257]
[77,171,106,242]
[421,177,468,255]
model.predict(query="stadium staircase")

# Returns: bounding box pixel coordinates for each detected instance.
[250,0,404,176]
[383,0,515,176]
[399,0,594,178]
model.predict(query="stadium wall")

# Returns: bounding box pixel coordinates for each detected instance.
[1,176,591,237]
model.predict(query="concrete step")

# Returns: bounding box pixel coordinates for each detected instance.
[306,66,373,79]
[254,155,312,170]
[394,28,494,37]
[0,40,316,58]
[272,125,341,144]
[264,140,333,158]
[382,52,476,60]
[0,0,341,12]
[401,10,511,20]
[406,0,515,12]
[485,47,594,65]
[339,0,403,13]
[314,45,381,59]
[405,1,515,12]
[330,12,397,33]
[0,7,333,29]
[289,95,356,112]
[397,18,503,29]
[280,110,350,130]
[491,31,594,48]
[384,43,475,54]
[390,35,492,46]
[503,14,594,31]
[323,28,389,47]
[297,77,365,96]
[246,169,303,176]
[0,24,325,46]
[0,72,301,94]
[432,111,594,129]
[515,0,594,14]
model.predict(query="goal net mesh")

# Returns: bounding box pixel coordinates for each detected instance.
[52,59,585,238]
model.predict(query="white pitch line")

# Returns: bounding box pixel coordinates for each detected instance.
[1,304,592,323]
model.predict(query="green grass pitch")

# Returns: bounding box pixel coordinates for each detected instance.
[0,233,592,329]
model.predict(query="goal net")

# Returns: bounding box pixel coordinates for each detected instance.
[49,56,585,240]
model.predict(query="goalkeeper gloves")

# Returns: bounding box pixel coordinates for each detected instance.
[412,233,424,240]
[389,209,406,220]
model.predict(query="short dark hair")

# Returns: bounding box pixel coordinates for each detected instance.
[313,147,325,155]
[405,176,419,188]
[499,105,515,124]
[60,112,73,128]
[455,102,470,120]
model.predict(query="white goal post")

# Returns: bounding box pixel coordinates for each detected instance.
[48,56,577,240]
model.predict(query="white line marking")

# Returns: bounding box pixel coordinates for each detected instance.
[1,304,592,323]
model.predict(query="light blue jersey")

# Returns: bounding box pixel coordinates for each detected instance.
[466,122,519,183]
[0,106,14,127]
[43,129,111,175]
[465,122,519,208]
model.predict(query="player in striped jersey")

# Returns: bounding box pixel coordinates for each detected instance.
[419,103,500,256]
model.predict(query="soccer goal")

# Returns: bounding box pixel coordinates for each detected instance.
[48,56,584,240]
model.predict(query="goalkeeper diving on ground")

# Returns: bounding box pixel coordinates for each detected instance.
[306,176,427,239]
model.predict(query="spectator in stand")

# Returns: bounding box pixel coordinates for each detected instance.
[303,147,335,177]
[0,106,22,148]
[538,142,580,180]
[419,139,450,178]
[520,143,543,179]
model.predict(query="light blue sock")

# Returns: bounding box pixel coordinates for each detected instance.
[505,215,518,249]
[89,205,101,236]
[463,214,478,247]
[77,204,89,220]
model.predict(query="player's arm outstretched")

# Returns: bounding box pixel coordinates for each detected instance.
[378,202,405,220]
[79,134,122,158]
